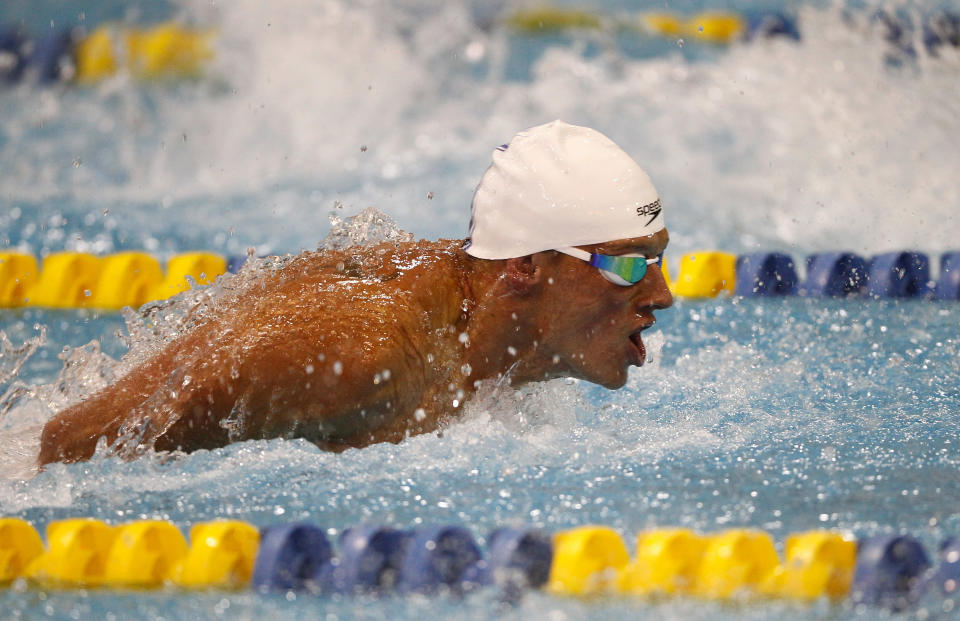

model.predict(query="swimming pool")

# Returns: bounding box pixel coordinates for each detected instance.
[2,0,960,618]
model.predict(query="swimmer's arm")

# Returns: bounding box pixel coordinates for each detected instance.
[37,326,229,464]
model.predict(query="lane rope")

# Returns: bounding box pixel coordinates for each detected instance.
[1,249,958,310]
[0,517,953,609]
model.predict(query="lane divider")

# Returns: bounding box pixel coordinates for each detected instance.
[505,8,801,44]
[1,249,959,310]
[506,7,960,55]
[682,250,960,300]
[0,251,226,309]
[0,517,957,610]
[0,22,213,85]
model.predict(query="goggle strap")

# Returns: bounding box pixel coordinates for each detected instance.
[554,247,592,262]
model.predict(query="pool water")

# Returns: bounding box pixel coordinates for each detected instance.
[2,0,960,618]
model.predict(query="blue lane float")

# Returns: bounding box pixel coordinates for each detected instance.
[925,538,960,597]
[743,10,801,41]
[0,26,28,82]
[320,525,411,593]
[866,252,931,299]
[924,12,960,56]
[851,535,931,611]
[397,526,482,594]
[734,252,798,297]
[798,252,868,297]
[252,523,333,592]
[876,9,960,57]
[475,527,553,590]
[227,255,249,274]
[935,252,960,301]
[26,29,76,83]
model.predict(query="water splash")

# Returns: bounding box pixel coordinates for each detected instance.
[322,206,415,251]
[1,2,958,258]
[0,327,46,389]
[0,208,420,476]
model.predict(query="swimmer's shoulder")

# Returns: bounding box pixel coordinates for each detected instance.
[278,238,465,280]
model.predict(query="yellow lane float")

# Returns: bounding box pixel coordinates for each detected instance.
[24,519,116,587]
[0,252,39,307]
[151,252,228,301]
[763,530,857,599]
[103,520,190,588]
[29,252,102,308]
[674,252,737,298]
[0,518,44,583]
[548,526,630,595]
[619,528,706,595]
[75,26,118,83]
[92,252,165,310]
[693,529,779,599]
[170,521,260,589]
[127,22,215,79]
[75,22,215,83]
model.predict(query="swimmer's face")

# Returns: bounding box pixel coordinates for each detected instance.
[536,229,672,389]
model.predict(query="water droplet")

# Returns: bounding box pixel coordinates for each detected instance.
[333,361,343,375]
[676,38,684,47]
[507,346,517,357]
[72,158,82,168]
[414,408,426,422]
[305,364,314,374]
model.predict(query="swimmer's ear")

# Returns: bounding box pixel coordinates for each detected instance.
[503,255,543,294]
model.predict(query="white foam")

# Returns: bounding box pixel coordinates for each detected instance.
[0,3,957,256]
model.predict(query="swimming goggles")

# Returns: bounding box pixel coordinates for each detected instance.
[555,247,661,286]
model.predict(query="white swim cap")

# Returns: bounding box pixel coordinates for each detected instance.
[464,120,664,260]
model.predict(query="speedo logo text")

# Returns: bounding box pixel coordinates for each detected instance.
[636,199,662,226]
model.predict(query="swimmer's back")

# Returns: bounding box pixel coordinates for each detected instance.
[39,240,467,463]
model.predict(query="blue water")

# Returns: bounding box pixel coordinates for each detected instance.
[3,0,960,618]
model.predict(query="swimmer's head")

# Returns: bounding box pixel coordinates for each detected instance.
[464,120,665,260]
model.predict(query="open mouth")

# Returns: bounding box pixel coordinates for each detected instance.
[628,325,652,366]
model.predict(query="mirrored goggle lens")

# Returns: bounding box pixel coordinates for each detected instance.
[590,254,650,285]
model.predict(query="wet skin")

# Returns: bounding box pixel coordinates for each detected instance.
[37,230,671,465]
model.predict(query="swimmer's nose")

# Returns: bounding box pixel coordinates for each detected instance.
[641,264,673,310]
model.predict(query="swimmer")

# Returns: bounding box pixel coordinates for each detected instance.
[37,120,672,465]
